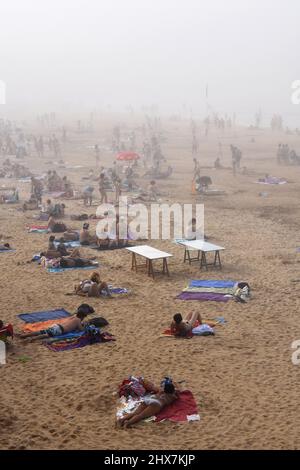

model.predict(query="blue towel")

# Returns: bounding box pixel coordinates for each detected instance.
[54,241,80,248]
[48,331,85,341]
[47,265,98,273]
[18,308,71,323]
[189,280,236,288]
[0,249,15,253]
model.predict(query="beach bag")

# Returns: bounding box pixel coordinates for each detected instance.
[88,317,109,328]
[84,325,101,344]
[118,376,146,398]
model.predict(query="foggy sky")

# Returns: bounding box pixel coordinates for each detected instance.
[1,0,300,124]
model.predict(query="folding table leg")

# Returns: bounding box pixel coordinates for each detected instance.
[200,251,208,270]
[216,251,222,270]
[163,258,170,276]
[148,260,154,279]
[131,253,137,271]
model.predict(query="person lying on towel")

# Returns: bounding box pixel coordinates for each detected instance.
[59,256,98,269]
[171,312,203,338]
[0,243,12,251]
[75,272,111,297]
[19,304,95,340]
[117,377,179,428]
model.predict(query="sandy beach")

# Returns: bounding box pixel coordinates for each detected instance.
[1,119,300,450]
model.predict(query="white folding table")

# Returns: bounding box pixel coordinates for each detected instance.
[179,240,225,270]
[126,245,173,278]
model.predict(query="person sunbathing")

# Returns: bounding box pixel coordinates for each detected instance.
[59,256,97,269]
[75,272,111,297]
[0,243,12,251]
[171,312,203,337]
[19,304,95,340]
[118,378,179,428]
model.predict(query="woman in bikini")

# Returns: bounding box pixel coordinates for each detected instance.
[118,378,179,428]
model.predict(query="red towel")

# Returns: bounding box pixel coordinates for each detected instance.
[155,390,198,423]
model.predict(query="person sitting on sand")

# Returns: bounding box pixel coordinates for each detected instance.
[83,185,94,206]
[44,235,64,259]
[118,377,179,428]
[48,235,56,251]
[148,180,158,201]
[56,238,81,258]
[45,199,55,216]
[75,272,111,297]
[80,223,98,246]
[214,157,222,169]
[186,218,204,241]
[19,304,95,340]
[171,312,203,337]
[0,243,12,251]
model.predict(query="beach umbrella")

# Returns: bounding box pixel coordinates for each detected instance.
[116,152,140,161]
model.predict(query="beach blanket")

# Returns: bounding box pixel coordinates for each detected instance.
[183,286,235,294]
[189,280,236,288]
[255,176,287,185]
[46,331,85,342]
[155,390,199,423]
[21,318,72,333]
[0,248,15,253]
[116,390,199,423]
[47,264,98,273]
[108,286,129,295]
[177,292,231,302]
[27,224,49,233]
[18,308,71,323]
[45,331,115,351]
[54,240,81,248]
